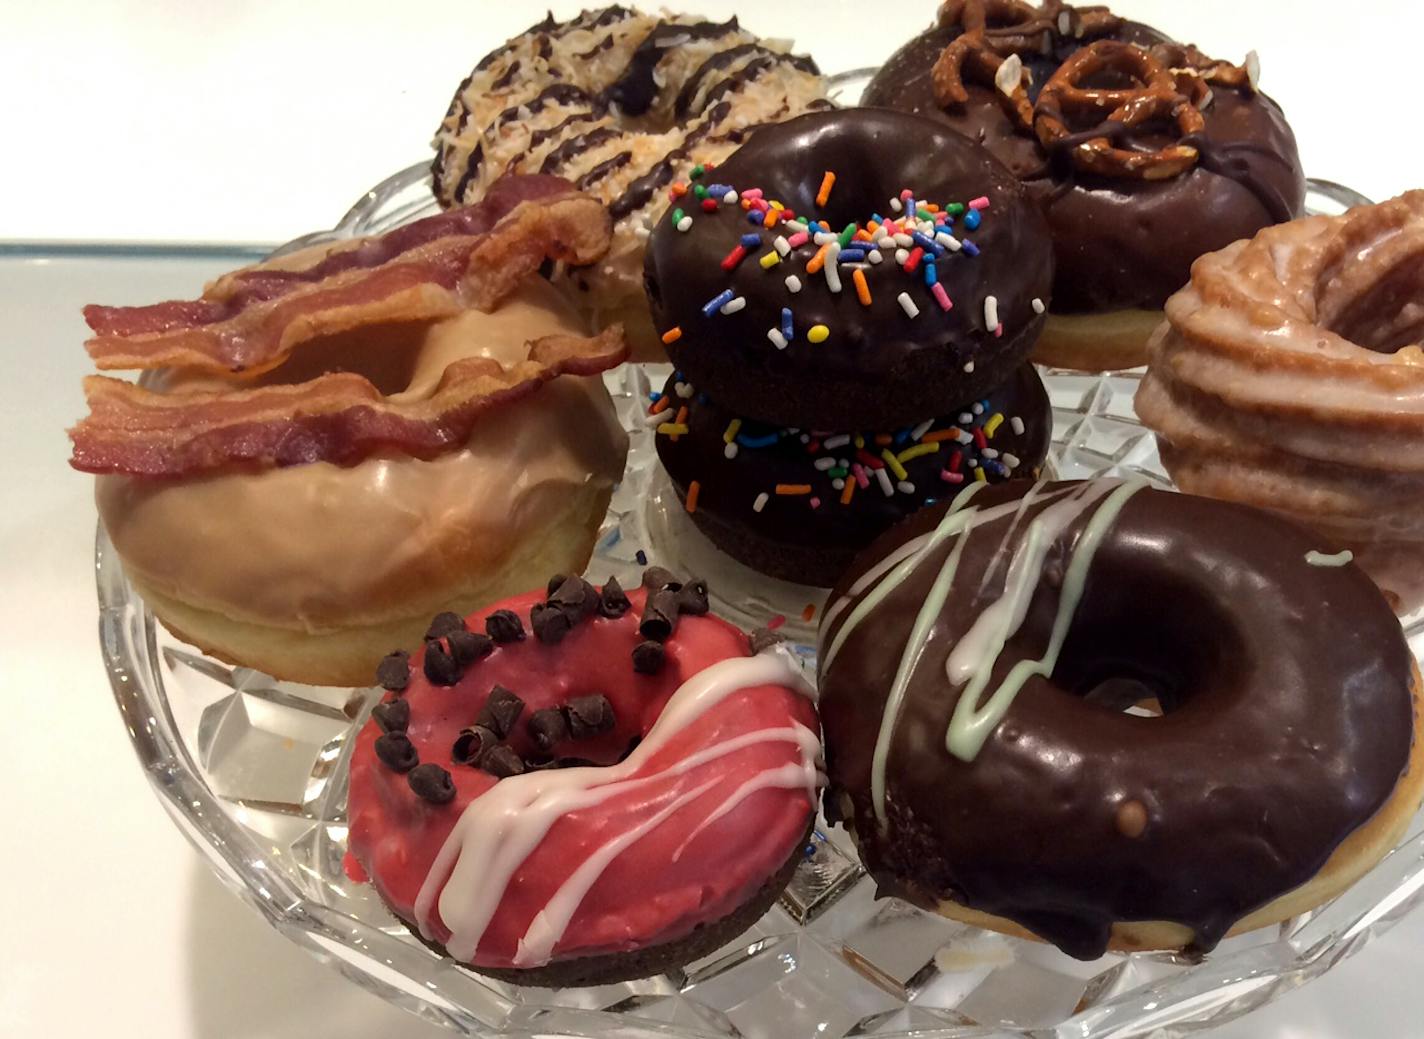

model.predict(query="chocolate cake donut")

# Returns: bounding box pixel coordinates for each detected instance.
[864,0,1305,370]
[346,570,821,984]
[432,7,831,359]
[644,108,1054,430]
[819,479,1424,960]
[653,365,1049,586]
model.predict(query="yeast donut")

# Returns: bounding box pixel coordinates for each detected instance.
[818,480,1423,960]
[431,6,830,359]
[652,364,1050,587]
[644,108,1054,431]
[1136,191,1424,610]
[74,178,630,687]
[864,0,1305,371]
[346,570,821,984]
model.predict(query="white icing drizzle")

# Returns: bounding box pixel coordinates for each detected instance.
[414,647,817,965]
[945,479,1146,761]
[1305,549,1354,567]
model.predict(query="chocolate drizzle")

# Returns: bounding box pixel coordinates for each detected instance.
[603,18,741,116]
[575,151,633,191]
[539,126,621,175]
[818,481,1415,959]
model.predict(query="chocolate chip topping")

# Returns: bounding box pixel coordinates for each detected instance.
[448,629,494,667]
[424,611,467,641]
[371,698,411,733]
[641,566,680,592]
[485,609,526,643]
[546,573,569,598]
[374,731,419,772]
[598,575,633,618]
[477,684,525,739]
[375,650,410,692]
[750,627,785,655]
[530,601,574,644]
[483,744,527,778]
[423,640,461,686]
[528,707,571,752]
[550,575,600,617]
[639,588,681,642]
[451,724,499,767]
[632,640,666,674]
[566,693,616,740]
[408,763,456,804]
[675,577,710,616]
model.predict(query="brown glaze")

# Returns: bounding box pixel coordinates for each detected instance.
[818,481,1414,959]
[645,109,1054,430]
[864,16,1305,313]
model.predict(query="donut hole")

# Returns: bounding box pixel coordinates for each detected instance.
[1318,261,1424,354]
[255,320,430,395]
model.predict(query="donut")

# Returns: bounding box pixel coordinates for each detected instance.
[643,108,1055,431]
[431,7,831,360]
[653,364,1050,586]
[863,0,1305,371]
[345,570,821,984]
[75,179,630,686]
[1136,191,1424,610]
[818,479,1424,960]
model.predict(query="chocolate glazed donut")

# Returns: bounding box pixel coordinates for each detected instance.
[864,4,1305,368]
[644,109,1053,430]
[818,480,1422,960]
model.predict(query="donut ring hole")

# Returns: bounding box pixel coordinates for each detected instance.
[1316,256,1424,355]
[253,320,429,395]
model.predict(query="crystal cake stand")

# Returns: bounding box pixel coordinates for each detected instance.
[95,118,1422,1036]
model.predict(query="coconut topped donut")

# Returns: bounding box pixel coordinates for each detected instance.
[346,569,821,984]
[644,108,1054,431]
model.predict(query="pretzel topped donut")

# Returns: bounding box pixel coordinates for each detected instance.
[1034,40,1206,180]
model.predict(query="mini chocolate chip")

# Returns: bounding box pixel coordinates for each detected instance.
[530,601,574,644]
[371,698,411,733]
[374,731,419,772]
[408,763,456,804]
[483,744,526,778]
[566,693,615,739]
[528,707,571,752]
[546,573,569,598]
[477,684,525,739]
[451,724,498,766]
[749,627,785,655]
[631,640,665,674]
[599,575,632,618]
[423,640,461,685]
[375,650,410,692]
[550,575,600,618]
[485,609,525,643]
[641,566,680,591]
[639,588,681,642]
[448,629,493,667]
[676,577,709,616]
[425,611,467,641]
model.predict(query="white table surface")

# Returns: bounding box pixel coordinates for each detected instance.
[3,2,1421,1037]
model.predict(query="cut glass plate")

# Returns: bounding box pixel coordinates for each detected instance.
[96,65,1403,1039]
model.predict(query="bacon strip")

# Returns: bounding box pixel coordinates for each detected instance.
[83,175,611,376]
[70,327,628,477]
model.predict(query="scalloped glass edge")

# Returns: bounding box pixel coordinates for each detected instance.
[92,65,1419,1039]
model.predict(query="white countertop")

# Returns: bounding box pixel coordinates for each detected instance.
[3,2,1421,1037]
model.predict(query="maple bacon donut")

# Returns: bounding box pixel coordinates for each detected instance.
[819,480,1424,960]
[346,570,821,984]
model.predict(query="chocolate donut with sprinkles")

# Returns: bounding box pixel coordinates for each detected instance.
[643,108,1054,431]
[345,569,821,985]
[653,365,1049,587]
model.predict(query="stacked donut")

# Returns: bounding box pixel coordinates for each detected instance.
[431,7,831,358]
[643,109,1056,587]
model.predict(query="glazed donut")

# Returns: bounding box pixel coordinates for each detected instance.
[818,479,1424,960]
[864,0,1305,371]
[1136,191,1424,610]
[346,570,821,984]
[431,6,831,360]
[652,364,1050,587]
[75,179,630,686]
[644,109,1054,431]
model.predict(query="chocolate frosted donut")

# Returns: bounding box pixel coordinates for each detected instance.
[644,108,1054,430]
[653,365,1049,586]
[819,480,1423,960]
[864,2,1305,370]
